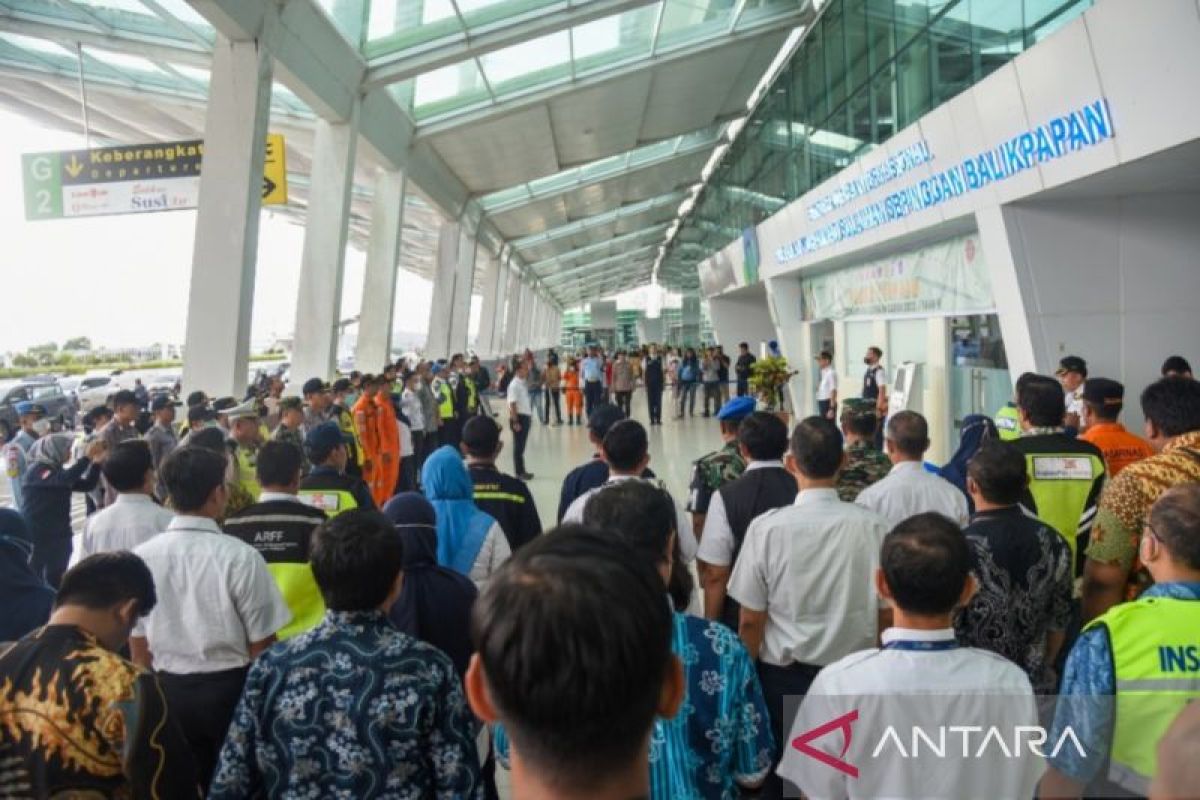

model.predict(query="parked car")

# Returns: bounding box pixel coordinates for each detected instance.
[0,380,75,442]
[76,373,138,414]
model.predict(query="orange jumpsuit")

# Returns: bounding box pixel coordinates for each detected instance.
[374,391,401,505]
[353,393,385,507]
[563,367,583,416]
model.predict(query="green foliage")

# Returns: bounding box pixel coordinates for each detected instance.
[27,342,57,355]
[62,336,92,351]
[749,355,792,411]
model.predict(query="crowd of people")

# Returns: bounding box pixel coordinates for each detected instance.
[0,340,1198,799]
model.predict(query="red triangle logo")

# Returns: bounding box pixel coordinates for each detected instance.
[791,709,860,778]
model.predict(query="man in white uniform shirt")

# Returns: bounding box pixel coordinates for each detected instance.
[816,350,838,420]
[855,410,969,527]
[75,440,174,563]
[506,359,534,480]
[131,446,292,792]
[727,416,891,799]
[778,513,1041,800]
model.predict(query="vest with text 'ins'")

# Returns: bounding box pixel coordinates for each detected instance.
[1084,596,1200,795]
[298,488,358,518]
[994,405,1021,441]
[437,382,454,420]
[717,466,799,630]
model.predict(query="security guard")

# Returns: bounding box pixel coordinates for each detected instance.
[225,399,263,512]
[994,372,1039,442]
[837,398,893,502]
[298,421,375,516]
[433,364,460,448]
[1042,484,1200,797]
[272,396,309,473]
[686,395,754,538]
[328,378,364,478]
[462,415,542,551]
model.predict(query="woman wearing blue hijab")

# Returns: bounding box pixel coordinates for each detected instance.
[0,509,55,641]
[420,446,510,590]
[382,493,477,680]
[939,414,998,513]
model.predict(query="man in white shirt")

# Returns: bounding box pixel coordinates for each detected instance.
[131,446,292,791]
[727,416,891,799]
[563,419,697,564]
[506,359,534,480]
[855,410,969,527]
[75,440,174,563]
[816,350,838,420]
[778,513,1041,800]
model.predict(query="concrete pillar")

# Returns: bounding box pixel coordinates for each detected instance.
[490,261,510,355]
[475,253,502,357]
[425,220,460,358]
[447,224,477,356]
[529,296,544,348]
[637,315,664,344]
[291,112,359,383]
[501,266,522,354]
[355,167,406,371]
[182,35,273,398]
[518,288,535,348]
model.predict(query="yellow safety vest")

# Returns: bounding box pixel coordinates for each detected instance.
[234,445,262,501]
[297,488,359,518]
[437,381,454,420]
[465,378,479,412]
[267,563,324,640]
[1084,595,1200,794]
[994,404,1021,441]
[335,407,364,468]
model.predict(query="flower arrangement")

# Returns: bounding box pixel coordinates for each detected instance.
[748,355,793,412]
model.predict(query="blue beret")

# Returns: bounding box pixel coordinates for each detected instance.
[716,396,756,421]
[14,402,41,417]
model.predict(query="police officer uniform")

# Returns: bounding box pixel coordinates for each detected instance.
[686,396,753,527]
[224,400,263,513]
[994,401,1021,441]
[272,396,310,473]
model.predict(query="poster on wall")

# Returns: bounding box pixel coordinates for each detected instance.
[699,251,737,297]
[801,234,992,320]
[742,227,761,285]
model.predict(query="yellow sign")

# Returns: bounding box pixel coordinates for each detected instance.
[263,133,287,205]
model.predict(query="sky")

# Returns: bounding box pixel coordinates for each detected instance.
[0,108,441,355]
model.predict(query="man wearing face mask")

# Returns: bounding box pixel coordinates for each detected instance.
[3,402,48,512]
[328,379,364,479]
[97,390,144,509]
[0,553,200,797]
[862,347,889,449]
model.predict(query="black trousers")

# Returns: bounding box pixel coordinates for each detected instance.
[159,665,249,792]
[614,390,632,417]
[583,381,603,416]
[818,399,832,419]
[546,389,562,423]
[439,418,462,450]
[757,660,822,800]
[646,386,663,423]
[512,414,531,476]
[737,377,749,397]
[703,383,721,415]
[32,535,72,590]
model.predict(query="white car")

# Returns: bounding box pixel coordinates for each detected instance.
[76,374,138,413]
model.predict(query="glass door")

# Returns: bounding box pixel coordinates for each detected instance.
[948,314,1011,435]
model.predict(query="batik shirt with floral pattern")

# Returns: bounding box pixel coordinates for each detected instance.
[209,610,482,800]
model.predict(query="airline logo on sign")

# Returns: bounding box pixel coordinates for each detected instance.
[21,133,288,220]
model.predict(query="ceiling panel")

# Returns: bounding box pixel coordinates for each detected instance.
[428,104,559,193]
[547,70,654,166]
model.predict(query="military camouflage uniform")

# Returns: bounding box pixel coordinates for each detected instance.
[837,441,892,502]
[686,440,747,514]
[272,424,310,474]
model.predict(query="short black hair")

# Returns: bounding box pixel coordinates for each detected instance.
[886,411,930,458]
[1141,378,1200,438]
[1084,399,1121,422]
[310,510,404,611]
[56,552,157,615]
[583,480,694,611]
[188,427,228,454]
[966,442,1028,506]
[602,420,649,472]
[161,446,227,512]
[257,440,304,488]
[868,346,883,358]
[471,526,673,790]
[841,408,877,438]
[789,416,843,478]
[1149,484,1200,571]
[881,513,970,615]
[738,411,789,461]
[101,440,154,493]
[462,416,502,457]
[1018,376,1065,428]
[1162,356,1193,377]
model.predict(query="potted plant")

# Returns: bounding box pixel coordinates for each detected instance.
[749,355,795,423]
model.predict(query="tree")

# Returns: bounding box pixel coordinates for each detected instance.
[12,354,36,368]
[27,342,58,355]
[62,336,92,351]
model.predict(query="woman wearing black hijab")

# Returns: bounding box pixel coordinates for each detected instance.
[21,434,106,588]
[382,492,477,679]
[0,509,55,641]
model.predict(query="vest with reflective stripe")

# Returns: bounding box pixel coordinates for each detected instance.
[437,382,454,420]
[1084,595,1200,794]
[465,378,479,412]
[297,488,358,518]
[994,404,1021,441]
[234,445,262,501]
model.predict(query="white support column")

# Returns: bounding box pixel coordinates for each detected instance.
[501,265,522,354]
[490,261,510,356]
[518,288,535,348]
[447,223,477,356]
[182,35,273,398]
[291,111,360,383]
[425,220,460,358]
[528,296,543,348]
[475,253,502,358]
[355,167,406,371]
